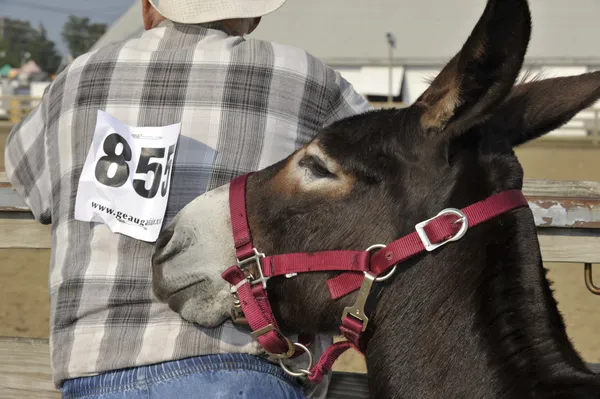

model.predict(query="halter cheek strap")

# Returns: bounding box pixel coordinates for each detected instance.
[222,173,529,384]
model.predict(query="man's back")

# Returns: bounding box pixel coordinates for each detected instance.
[5,20,370,391]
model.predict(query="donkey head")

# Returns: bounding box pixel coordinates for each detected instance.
[235,0,600,332]
[153,0,600,396]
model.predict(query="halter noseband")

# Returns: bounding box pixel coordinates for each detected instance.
[222,173,529,383]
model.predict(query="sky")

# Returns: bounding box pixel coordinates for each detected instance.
[0,0,134,55]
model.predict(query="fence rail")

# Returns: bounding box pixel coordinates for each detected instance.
[2,172,600,261]
[0,338,57,399]
[1,173,600,397]
[0,96,40,124]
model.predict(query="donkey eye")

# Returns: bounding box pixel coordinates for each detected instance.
[299,156,334,178]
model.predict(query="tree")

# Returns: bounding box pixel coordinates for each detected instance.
[0,19,38,67]
[0,18,61,74]
[61,16,107,58]
[29,24,61,74]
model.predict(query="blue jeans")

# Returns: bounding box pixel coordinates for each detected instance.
[60,353,307,399]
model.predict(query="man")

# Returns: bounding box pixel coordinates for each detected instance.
[5,0,372,397]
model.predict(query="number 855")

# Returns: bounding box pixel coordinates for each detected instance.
[94,133,176,199]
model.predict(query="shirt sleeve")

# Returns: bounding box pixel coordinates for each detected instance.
[4,87,52,224]
[322,69,374,128]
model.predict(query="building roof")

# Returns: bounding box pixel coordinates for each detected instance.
[91,1,143,52]
[93,0,600,66]
[89,0,600,135]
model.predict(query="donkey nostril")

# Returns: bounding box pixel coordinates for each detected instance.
[152,227,178,265]
[152,225,195,265]
[155,226,175,253]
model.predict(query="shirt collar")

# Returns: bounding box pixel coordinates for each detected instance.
[156,20,236,36]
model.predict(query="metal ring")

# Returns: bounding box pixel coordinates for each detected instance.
[373,265,397,282]
[365,244,387,253]
[279,343,314,378]
[364,244,398,282]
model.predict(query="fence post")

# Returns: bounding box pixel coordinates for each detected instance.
[9,97,22,124]
[595,109,600,145]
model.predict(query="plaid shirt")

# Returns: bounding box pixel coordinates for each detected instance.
[4,20,371,393]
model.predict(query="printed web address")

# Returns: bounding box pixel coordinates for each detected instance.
[91,202,163,228]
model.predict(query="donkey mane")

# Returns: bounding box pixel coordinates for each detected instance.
[244,116,600,397]
[364,206,596,397]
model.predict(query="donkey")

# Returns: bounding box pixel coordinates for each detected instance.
[152,0,600,397]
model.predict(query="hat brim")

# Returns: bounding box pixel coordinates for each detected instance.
[148,0,288,25]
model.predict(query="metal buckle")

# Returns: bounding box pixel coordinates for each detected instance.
[415,208,469,252]
[250,324,296,360]
[341,244,398,332]
[229,289,248,325]
[341,272,377,332]
[237,247,270,289]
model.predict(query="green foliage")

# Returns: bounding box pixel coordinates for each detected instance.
[0,15,108,75]
[0,18,62,74]
[61,16,107,58]
[28,25,62,74]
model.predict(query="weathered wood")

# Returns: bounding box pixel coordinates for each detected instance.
[523,179,600,199]
[2,178,600,255]
[0,338,59,399]
[2,178,600,227]
[0,172,9,186]
[0,174,30,213]
[0,174,27,213]
[0,220,51,249]
[0,187,28,212]
[537,229,600,264]
[1,220,597,263]
[1,178,597,196]
[529,197,600,229]
[2,204,600,261]
[524,179,600,229]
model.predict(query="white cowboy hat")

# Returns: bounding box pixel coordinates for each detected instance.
[148,0,288,25]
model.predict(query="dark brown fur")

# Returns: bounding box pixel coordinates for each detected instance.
[242,1,600,397]
[156,0,600,397]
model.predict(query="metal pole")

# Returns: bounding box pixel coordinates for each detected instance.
[592,108,600,144]
[385,33,396,104]
[388,44,393,104]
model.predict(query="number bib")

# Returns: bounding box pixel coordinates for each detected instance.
[75,111,181,242]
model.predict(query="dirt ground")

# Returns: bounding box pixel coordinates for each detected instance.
[1,129,600,374]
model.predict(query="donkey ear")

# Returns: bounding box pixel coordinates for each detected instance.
[416,0,531,137]
[485,72,600,147]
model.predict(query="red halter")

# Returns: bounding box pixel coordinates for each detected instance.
[222,173,529,383]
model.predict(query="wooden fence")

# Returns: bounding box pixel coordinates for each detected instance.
[1,172,600,397]
[0,96,40,124]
